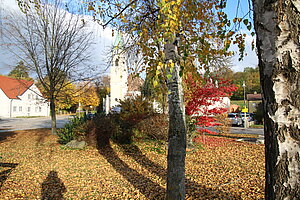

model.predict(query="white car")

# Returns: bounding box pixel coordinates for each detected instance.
[111,106,121,113]
[228,113,243,126]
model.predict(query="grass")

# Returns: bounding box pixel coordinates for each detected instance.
[0,129,265,199]
[15,116,44,118]
[231,100,246,108]
[250,124,264,129]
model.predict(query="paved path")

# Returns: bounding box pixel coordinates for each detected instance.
[203,126,265,144]
[0,115,71,132]
[230,127,264,136]
[204,126,264,136]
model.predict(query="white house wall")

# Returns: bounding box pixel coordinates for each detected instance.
[193,97,231,117]
[9,85,49,118]
[0,88,11,118]
[207,97,230,111]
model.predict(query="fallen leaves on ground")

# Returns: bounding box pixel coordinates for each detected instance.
[0,129,264,199]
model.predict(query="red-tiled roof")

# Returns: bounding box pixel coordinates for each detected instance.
[127,75,144,92]
[0,76,33,99]
[247,93,262,101]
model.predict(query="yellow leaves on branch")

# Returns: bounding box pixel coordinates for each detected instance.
[77,85,100,108]
[159,0,183,38]
[113,0,243,77]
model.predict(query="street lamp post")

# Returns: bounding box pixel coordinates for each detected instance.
[242,81,247,128]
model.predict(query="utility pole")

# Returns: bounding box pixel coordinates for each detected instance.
[242,81,248,128]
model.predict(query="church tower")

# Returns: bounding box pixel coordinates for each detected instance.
[109,32,128,109]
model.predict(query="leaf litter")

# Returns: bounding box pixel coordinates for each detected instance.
[0,129,264,199]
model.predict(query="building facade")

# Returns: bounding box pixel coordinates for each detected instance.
[0,76,49,118]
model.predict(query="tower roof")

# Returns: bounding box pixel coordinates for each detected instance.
[113,31,124,49]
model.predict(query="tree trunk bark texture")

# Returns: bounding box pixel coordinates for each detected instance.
[164,42,187,200]
[50,97,57,135]
[253,0,300,199]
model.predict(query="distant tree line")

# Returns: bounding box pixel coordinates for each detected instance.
[215,66,261,100]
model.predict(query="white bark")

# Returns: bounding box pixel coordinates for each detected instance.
[253,0,300,199]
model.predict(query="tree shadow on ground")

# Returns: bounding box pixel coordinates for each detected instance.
[119,144,242,199]
[34,129,52,145]
[98,146,166,199]
[0,162,18,188]
[41,171,66,200]
[0,131,17,143]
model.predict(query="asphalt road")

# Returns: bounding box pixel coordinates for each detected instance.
[230,126,264,136]
[0,115,71,132]
[0,116,264,140]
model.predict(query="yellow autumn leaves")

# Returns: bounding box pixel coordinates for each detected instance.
[0,129,265,199]
[38,81,100,110]
[159,0,182,39]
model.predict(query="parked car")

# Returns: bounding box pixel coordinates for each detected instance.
[228,113,243,126]
[111,106,121,113]
[239,112,254,122]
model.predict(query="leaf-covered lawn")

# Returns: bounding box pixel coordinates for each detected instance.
[0,129,264,199]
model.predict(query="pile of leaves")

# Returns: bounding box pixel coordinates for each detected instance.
[0,129,264,199]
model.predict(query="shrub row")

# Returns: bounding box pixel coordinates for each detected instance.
[58,96,169,148]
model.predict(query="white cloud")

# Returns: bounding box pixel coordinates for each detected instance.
[0,0,114,75]
[1,0,20,10]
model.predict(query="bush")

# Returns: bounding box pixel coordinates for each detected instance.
[254,102,264,124]
[134,114,169,141]
[117,96,155,144]
[57,117,87,144]
[85,96,164,146]
[86,113,120,148]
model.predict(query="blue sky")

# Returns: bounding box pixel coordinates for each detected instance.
[0,0,114,76]
[0,0,258,75]
[223,0,258,71]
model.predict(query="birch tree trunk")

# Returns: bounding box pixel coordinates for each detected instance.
[253,0,300,199]
[164,42,187,200]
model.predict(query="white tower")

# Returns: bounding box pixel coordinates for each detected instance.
[109,32,128,109]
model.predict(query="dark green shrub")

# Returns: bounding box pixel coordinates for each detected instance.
[254,102,264,124]
[116,96,155,144]
[86,113,120,148]
[86,96,159,146]
[57,117,86,144]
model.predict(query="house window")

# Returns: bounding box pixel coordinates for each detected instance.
[39,107,42,112]
[19,106,22,112]
[36,95,39,100]
[27,107,31,112]
[13,106,17,112]
[28,94,31,99]
[35,107,38,112]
